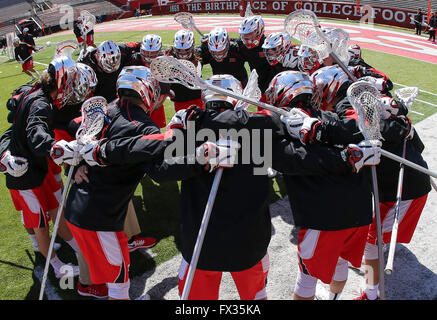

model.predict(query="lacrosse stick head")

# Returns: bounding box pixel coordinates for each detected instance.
[244,2,254,17]
[116,66,161,111]
[311,65,352,110]
[323,28,351,66]
[54,40,79,59]
[265,70,314,110]
[76,96,107,144]
[173,29,195,59]
[394,87,419,111]
[202,74,243,111]
[235,69,261,111]
[239,15,265,49]
[347,81,382,141]
[150,56,204,90]
[174,12,195,30]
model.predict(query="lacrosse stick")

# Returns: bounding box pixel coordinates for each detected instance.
[21,41,51,63]
[347,80,386,300]
[54,40,79,59]
[150,56,291,117]
[180,68,260,300]
[284,10,357,81]
[174,12,204,37]
[80,10,96,35]
[384,87,418,275]
[39,96,108,300]
[244,2,254,17]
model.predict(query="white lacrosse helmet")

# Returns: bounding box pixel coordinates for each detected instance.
[70,62,98,104]
[140,34,162,64]
[262,32,292,66]
[48,56,79,109]
[348,44,362,64]
[239,15,264,49]
[297,45,322,74]
[116,66,161,111]
[96,40,121,73]
[208,27,230,62]
[173,29,195,60]
[311,65,352,110]
[202,74,243,110]
[265,71,314,110]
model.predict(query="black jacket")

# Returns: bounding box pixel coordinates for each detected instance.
[4,83,56,190]
[14,42,34,62]
[64,99,173,232]
[197,39,248,87]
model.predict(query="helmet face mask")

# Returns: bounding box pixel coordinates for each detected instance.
[265,71,314,110]
[96,40,121,73]
[297,45,321,74]
[239,16,264,49]
[116,66,161,111]
[348,44,361,64]
[174,30,194,60]
[49,56,79,109]
[208,27,230,62]
[70,62,97,104]
[202,74,243,110]
[140,34,162,64]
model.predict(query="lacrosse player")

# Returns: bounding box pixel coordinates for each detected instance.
[63,66,174,300]
[78,40,132,103]
[166,29,203,111]
[74,16,95,53]
[149,73,381,300]
[262,32,299,73]
[13,37,40,83]
[197,27,248,87]
[20,28,36,47]
[237,15,274,96]
[0,56,84,280]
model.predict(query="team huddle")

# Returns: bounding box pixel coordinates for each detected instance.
[0,11,432,301]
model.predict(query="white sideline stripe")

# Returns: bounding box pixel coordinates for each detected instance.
[415,99,437,108]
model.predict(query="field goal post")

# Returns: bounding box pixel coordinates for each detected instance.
[6,32,17,60]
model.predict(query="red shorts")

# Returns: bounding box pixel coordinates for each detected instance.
[22,59,33,72]
[77,33,94,46]
[9,172,61,228]
[178,254,269,300]
[174,98,204,112]
[150,106,166,128]
[367,195,428,245]
[67,222,130,284]
[297,226,369,284]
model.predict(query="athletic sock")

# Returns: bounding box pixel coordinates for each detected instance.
[35,70,40,78]
[365,284,379,300]
[329,291,342,300]
[28,234,38,250]
[50,254,64,272]
[66,238,80,254]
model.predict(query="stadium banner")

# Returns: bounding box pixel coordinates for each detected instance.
[151,0,419,29]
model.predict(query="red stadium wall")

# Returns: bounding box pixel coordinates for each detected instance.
[151,1,420,29]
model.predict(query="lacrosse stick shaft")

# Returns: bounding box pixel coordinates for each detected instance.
[370,166,386,300]
[329,52,357,82]
[38,166,74,300]
[181,168,223,300]
[430,177,437,192]
[381,149,437,179]
[384,139,407,275]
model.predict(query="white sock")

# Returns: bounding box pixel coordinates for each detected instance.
[35,70,40,78]
[66,238,80,254]
[28,234,38,249]
[365,283,379,300]
[50,255,64,271]
[329,291,342,300]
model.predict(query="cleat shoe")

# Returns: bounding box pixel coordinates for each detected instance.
[128,235,156,252]
[54,263,80,279]
[34,242,61,253]
[77,282,108,299]
[354,291,379,300]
